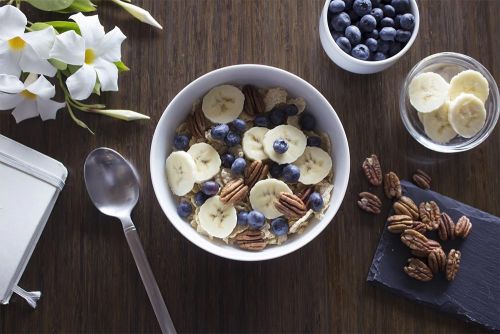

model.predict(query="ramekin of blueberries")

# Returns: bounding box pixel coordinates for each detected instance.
[319,0,419,74]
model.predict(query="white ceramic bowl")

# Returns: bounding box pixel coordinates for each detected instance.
[319,0,420,74]
[150,64,350,261]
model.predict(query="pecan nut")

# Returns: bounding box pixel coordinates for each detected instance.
[242,85,265,115]
[384,172,402,199]
[428,248,446,274]
[401,229,441,256]
[412,169,431,190]
[275,192,307,219]
[411,249,428,258]
[404,258,433,282]
[455,215,472,239]
[188,105,207,138]
[411,221,427,234]
[244,160,269,188]
[220,179,249,205]
[362,154,382,186]
[446,249,461,281]
[438,212,455,241]
[235,230,267,251]
[357,192,382,214]
[297,186,315,203]
[419,201,440,230]
[387,215,414,234]
[393,196,419,220]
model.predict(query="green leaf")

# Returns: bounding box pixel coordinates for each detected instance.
[56,0,96,13]
[30,22,51,31]
[67,65,81,74]
[49,58,67,70]
[114,61,130,72]
[25,0,74,11]
[93,81,101,96]
[35,21,80,34]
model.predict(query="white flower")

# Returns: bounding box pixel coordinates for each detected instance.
[0,5,57,77]
[0,73,65,123]
[110,0,163,29]
[49,13,126,100]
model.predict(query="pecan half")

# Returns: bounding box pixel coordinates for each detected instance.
[384,171,402,199]
[357,192,382,214]
[411,221,427,234]
[404,258,433,282]
[412,169,431,190]
[428,248,446,274]
[401,229,441,256]
[220,179,249,205]
[387,215,414,234]
[235,230,267,251]
[187,105,207,138]
[446,249,461,281]
[244,160,269,188]
[362,154,382,186]
[455,215,472,239]
[438,212,455,241]
[297,186,314,203]
[242,85,265,115]
[419,201,440,230]
[393,196,419,220]
[275,192,307,219]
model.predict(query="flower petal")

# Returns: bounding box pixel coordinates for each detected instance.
[70,13,105,49]
[114,1,163,30]
[49,30,85,65]
[0,50,21,76]
[0,92,22,110]
[37,98,65,121]
[66,64,96,100]
[93,58,118,92]
[96,27,126,62]
[11,99,38,123]
[26,75,55,99]
[22,27,56,59]
[0,5,27,40]
[0,74,24,93]
[19,46,57,77]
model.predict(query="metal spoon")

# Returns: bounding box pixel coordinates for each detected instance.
[84,148,176,334]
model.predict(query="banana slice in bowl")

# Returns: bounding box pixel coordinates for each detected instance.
[449,70,489,103]
[165,151,197,196]
[295,147,333,185]
[187,143,221,182]
[202,85,244,123]
[448,93,487,138]
[262,125,307,164]
[421,102,457,144]
[199,196,237,238]
[408,72,449,114]
[249,179,292,219]
[242,127,269,161]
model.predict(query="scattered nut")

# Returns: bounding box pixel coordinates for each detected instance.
[411,221,428,234]
[455,215,472,239]
[242,85,265,115]
[401,229,441,256]
[387,215,414,233]
[393,196,419,220]
[275,192,307,219]
[428,248,447,274]
[446,249,461,281]
[404,258,433,282]
[412,169,432,190]
[220,179,249,205]
[419,201,440,230]
[357,191,382,214]
[437,212,455,241]
[383,172,402,199]
[234,229,267,251]
[244,160,269,188]
[362,154,383,186]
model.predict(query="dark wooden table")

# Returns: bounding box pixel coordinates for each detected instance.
[1,0,499,332]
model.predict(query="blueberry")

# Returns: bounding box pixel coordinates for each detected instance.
[389,41,402,56]
[380,27,396,41]
[177,200,192,218]
[400,13,415,30]
[395,29,411,43]
[370,7,383,21]
[307,136,322,147]
[394,14,402,28]
[344,0,354,9]
[232,119,246,132]
[273,138,289,154]
[382,4,395,17]
[271,218,289,236]
[365,37,378,52]
[345,25,362,45]
[174,134,190,150]
[331,12,351,32]
[373,51,387,61]
[380,17,394,27]
[328,0,345,13]
[359,14,377,32]
[331,31,343,41]
[282,164,300,183]
[353,0,372,16]
[221,153,235,168]
[237,211,249,226]
[391,0,410,14]
[210,124,229,140]
[247,210,265,229]
[309,192,324,212]
[335,36,352,54]
[194,191,208,206]
[364,28,379,39]
[283,104,299,116]
[347,9,360,21]
[254,114,270,128]
[225,131,241,146]
[231,157,246,175]
[377,40,392,53]
[202,181,219,196]
[270,107,287,126]
[269,162,284,178]
[351,44,370,60]
[299,113,316,131]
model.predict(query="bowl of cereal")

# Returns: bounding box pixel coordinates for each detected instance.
[150,64,350,261]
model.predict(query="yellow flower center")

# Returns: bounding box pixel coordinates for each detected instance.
[84,48,96,64]
[20,90,37,100]
[8,36,26,51]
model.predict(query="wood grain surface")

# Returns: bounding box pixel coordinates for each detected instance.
[1,0,499,333]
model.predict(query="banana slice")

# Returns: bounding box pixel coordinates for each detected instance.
[262,125,307,164]
[295,147,333,185]
[242,127,269,161]
[187,143,221,182]
[408,72,450,113]
[249,179,292,219]
[202,85,245,123]
[449,70,489,103]
[421,102,457,144]
[165,151,197,196]
[198,196,237,238]
[448,93,487,138]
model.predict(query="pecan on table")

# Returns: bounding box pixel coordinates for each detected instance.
[297,186,315,203]
[446,249,461,281]
[428,248,447,274]
[393,196,419,220]
[187,105,207,138]
[438,212,455,241]
[383,171,402,199]
[235,230,267,251]
[419,201,440,230]
[455,215,472,239]
[357,192,382,214]
[362,154,382,186]
[220,179,249,205]
[404,258,433,282]
[387,215,414,234]
[401,229,441,256]
[244,160,269,188]
[275,192,307,219]
[412,169,432,190]
[242,85,265,115]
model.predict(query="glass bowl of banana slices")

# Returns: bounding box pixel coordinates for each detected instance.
[400,52,499,153]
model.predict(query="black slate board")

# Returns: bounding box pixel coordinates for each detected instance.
[367,181,500,332]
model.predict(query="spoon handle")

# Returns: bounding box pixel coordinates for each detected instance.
[122,218,176,334]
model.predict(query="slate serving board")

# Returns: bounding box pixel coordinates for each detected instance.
[367,181,500,332]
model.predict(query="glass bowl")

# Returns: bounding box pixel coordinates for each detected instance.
[400,52,499,153]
